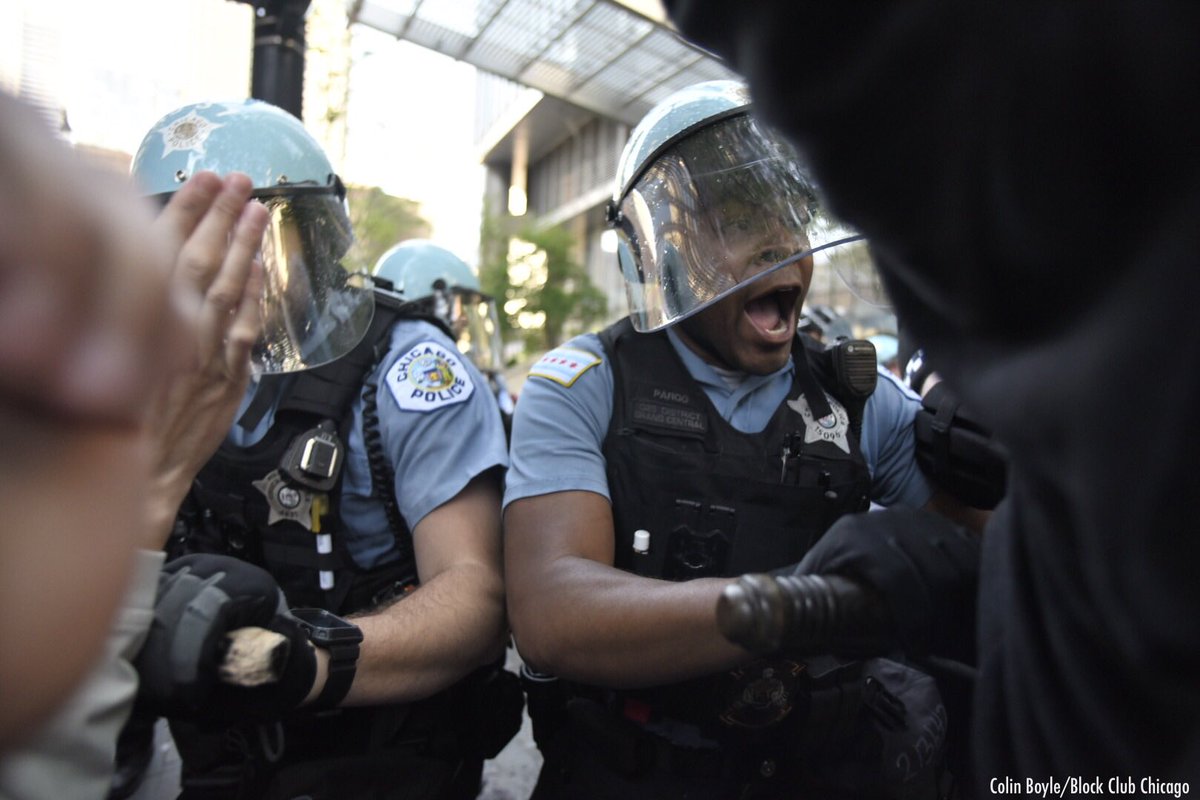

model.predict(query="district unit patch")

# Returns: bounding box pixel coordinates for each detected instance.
[386,341,475,411]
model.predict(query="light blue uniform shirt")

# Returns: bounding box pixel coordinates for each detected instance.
[504,329,931,512]
[232,318,509,569]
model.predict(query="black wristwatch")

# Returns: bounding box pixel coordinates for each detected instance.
[290,607,363,710]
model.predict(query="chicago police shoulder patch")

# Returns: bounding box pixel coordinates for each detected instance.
[385,340,475,412]
[529,347,602,387]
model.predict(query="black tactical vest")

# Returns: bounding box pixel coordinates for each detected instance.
[587,319,875,732]
[600,318,873,581]
[176,289,445,614]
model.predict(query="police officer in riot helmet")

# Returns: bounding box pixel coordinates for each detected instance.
[124,100,519,800]
[504,80,979,800]
[373,240,516,431]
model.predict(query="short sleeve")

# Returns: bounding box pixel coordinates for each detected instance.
[370,321,509,530]
[861,368,934,509]
[503,334,614,509]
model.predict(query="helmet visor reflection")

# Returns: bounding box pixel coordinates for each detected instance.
[448,289,504,374]
[255,192,374,373]
[614,114,869,332]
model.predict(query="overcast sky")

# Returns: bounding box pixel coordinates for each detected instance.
[343,26,484,267]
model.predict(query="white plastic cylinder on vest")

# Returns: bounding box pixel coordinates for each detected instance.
[633,529,651,554]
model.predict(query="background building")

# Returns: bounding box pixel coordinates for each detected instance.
[350,0,740,332]
[1,0,896,361]
[0,0,255,172]
[349,0,896,354]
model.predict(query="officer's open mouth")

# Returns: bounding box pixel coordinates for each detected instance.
[744,287,801,337]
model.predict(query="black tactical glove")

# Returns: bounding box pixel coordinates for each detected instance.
[913,381,1009,510]
[793,508,981,665]
[134,554,316,722]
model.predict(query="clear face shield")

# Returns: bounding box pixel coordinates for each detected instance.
[432,286,505,374]
[254,189,374,373]
[610,113,883,332]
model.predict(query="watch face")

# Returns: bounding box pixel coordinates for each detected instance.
[290,607,364,646]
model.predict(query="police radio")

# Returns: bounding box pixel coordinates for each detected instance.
[830,338,877,441]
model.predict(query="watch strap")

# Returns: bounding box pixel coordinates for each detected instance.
[310,640,359,710]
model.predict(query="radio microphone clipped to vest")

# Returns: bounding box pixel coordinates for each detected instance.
[830,338,877,443]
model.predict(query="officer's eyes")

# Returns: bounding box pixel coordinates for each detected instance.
[757,249,792,265]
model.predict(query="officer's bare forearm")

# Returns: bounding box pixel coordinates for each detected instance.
[342,560,506,705]
[505,491,751,688]
[517,558,747,688]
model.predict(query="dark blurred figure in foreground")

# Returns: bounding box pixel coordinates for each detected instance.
[0,89,261,752]
[0,87,269,794]
[664,1,1200,792]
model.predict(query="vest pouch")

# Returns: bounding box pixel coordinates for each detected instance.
[663,501,735,580]
[796,657,949,800]
[257,520,345,609]
[450,660,525,759]
[564,697,655,778]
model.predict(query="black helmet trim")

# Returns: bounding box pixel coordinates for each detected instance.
[147,175,345,208]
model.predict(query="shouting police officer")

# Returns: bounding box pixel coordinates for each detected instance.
[504,81,973,800]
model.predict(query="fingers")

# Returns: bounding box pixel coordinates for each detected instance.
[151,170,224,255]
[0,93,262,432]
[226,257,266,376]
[194,199,268,372]
[138,197,269,547]
[169,172,255,299]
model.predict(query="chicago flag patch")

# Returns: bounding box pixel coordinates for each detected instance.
[386,341,475,411]
[529,347,602,387]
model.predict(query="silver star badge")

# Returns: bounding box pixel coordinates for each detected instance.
[786,393,851,454]
[253,469,314,528]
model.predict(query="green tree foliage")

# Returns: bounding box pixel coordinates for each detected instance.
[342,185,431,274]
[478,208,607,357]
[518,224,607,350]
[478,200,511,306]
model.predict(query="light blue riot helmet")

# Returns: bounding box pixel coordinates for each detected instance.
[606,80,884,332]
[131,99,374,373]
[373,240,505,375]
[868,333,900,367]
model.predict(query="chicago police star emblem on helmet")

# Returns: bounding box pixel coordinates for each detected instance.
[159,110,222,157]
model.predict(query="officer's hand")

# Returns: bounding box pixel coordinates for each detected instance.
[792,508,981,664]
[135,555,317,723]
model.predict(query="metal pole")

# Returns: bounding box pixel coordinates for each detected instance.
[236,0,311,119]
